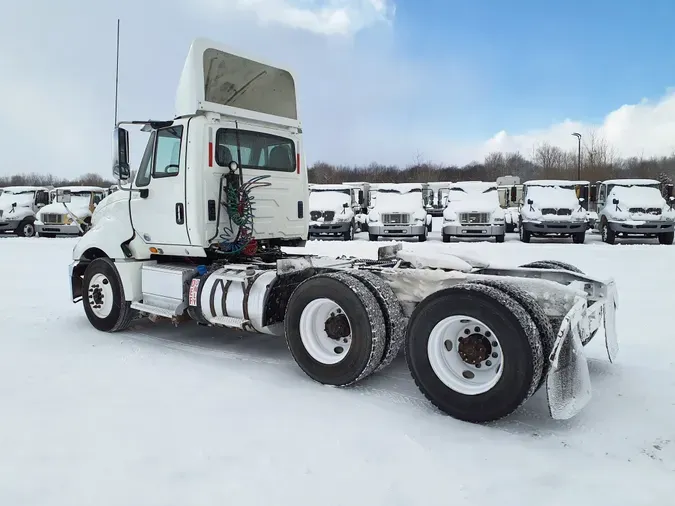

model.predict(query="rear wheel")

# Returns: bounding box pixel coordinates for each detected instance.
[520,260,583,274]
[419,227,428,242]
[495,234,505,243]
[82,258,136,332]
[368,234,378,241]
[284,272,386,386]
[405,284,543,423]
[658,231,674,245]
[442,233,451,243]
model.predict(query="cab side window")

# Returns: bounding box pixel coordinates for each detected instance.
[153,126,183,178]
[135,131,157,187]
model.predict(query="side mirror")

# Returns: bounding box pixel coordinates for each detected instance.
[590,186,597,202]
[510,186,517,202]
[669,196,674,203]
[12,202,17,208]
[56,189,72,203]
[612,198,619,205]
[228,160,239,172]
[578,197,585,203]
[112,127,130,180]
[343,202,349,208]
[527,198,533,205]
[667,184,674,198]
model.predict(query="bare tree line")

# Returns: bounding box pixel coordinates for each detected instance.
[309,132,675,186]
[0,172,115,188]
[2,132,674,188]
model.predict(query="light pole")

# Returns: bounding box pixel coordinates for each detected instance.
[571,132,581,180]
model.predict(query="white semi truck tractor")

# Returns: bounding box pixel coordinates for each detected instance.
[68,38,619,423]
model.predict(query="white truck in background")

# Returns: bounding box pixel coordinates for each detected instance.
[67,37,619,424]
[519,180,589,244]
[595,179,675,244]
[36,186,109,237]
[0,186,50,237]
[307,184,356,240]
[441,182,506,243]
[366,183,432,241]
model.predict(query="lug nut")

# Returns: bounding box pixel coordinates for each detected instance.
[492,352,498,358]
[486,360,492,366]
[475,363,481,368]
[485,331,491,337]
[474,326,480,332]
[464,329,470,335]
[492,341,498,347]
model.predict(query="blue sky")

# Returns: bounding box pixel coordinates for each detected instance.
[1,0,675,178]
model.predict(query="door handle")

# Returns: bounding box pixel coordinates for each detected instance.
[175,203,185,225]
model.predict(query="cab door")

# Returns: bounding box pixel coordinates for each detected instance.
[130,123,190,246]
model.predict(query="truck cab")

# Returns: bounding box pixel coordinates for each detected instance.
[366,183,432,241]
[71,38,308,268]
[35,186,108,237]
[594,178,675,244]
[307,184,356,240]
[441,181,505,243]
[518,180,589,243]
[0,186,50,237]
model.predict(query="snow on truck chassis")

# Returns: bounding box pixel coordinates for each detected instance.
[68,38,619,424]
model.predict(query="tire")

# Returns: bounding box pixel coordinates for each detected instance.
[658,231,674,245]
[82,257,136,332]
[348,270,406,373]
[39,233,56,239]
[16,219,36,238]
[368,234,378,241]
[405,283,543,423]
[601,219,615,244]
[495,234,505,243]
[284,272,386,386]
[520,260,584,274]
[519,222,531,243]
[572,231,586,244]
[505,223,515,233]
[343,222,355,241]
[464,279,554,390]
[419,227,428,242]
[427,220,432,233]
[442,233,450,243]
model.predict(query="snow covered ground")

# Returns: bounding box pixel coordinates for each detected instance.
[2,225,675,505]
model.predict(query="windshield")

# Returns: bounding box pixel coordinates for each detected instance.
[0,190,35,207]
[309,190,350,210]
[447,186,499,204]
[525,185,580,208]
[311,188,350,195]
[67,192,93,207]
[373,189,423,209]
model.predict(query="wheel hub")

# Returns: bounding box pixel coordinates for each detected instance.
[324,312,350,340]
[458,334,491,365]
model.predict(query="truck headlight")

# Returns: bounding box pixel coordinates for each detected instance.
[493,217,504,223]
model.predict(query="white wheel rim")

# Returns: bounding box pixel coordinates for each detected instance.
[427,315,503,395]
[299,298,352,364]
[88,273,114,319]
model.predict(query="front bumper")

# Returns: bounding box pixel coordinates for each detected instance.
[0,219,20,233]
[608,220,675,234]
[309,221,351,235]
[442,223,505,237]
[36,222,82,236]
[522,220,587,234]
[369,223,426,237]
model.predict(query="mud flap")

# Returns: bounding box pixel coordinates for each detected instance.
[604,280,619,363]
[546,298,592,420]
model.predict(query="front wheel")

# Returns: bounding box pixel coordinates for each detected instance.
[16,219,36,237]
[495,234,505,243]
[572,231,586,244]
[343,221,355,241]
[519,222,531,243]
[82,258,136,332]
[601,220,616,244]
[658,231,674,245]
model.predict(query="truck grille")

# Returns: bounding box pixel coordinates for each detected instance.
[382,213,410,225]
[629,207,661,215]
[459,212,490,224]
[42,213,64,224]
[541,208,572,216]
[310,210,336,221]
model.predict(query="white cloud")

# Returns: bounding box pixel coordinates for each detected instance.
[218,0,395,35]
[466,90,675,164]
